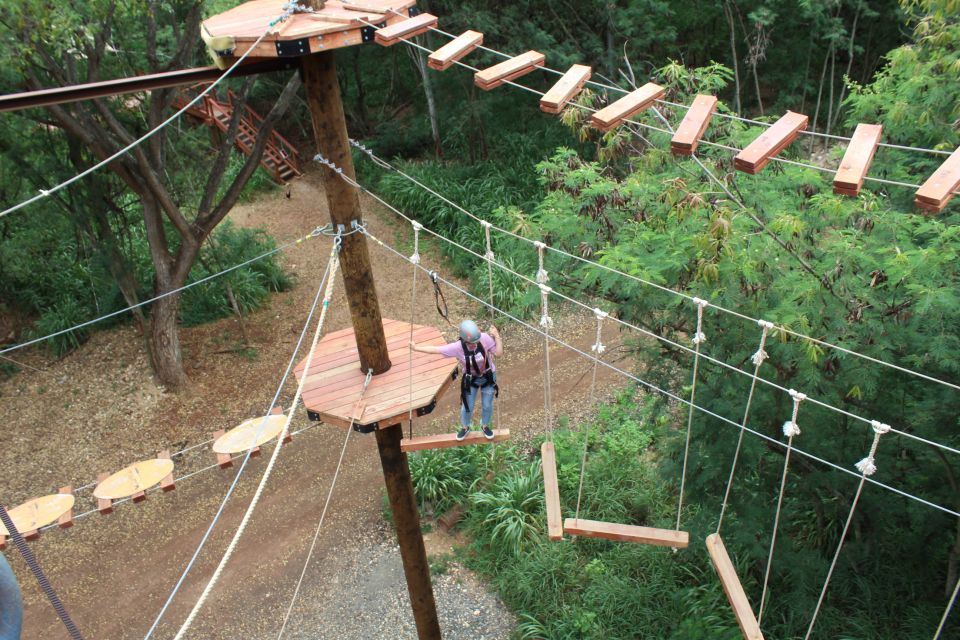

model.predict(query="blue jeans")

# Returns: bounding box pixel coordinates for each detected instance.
[460,376,496,427]
[0,553,22,640]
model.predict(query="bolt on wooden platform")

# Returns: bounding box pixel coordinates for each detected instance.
[294,319,457,431]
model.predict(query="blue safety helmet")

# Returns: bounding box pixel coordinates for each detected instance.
[459,319,481,344]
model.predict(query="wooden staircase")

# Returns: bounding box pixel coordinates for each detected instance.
[173,88,301,184]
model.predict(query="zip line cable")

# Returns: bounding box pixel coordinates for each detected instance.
[172,240,342,640]
[318,150,960,460]
[362,226,960,520]
[276,368,372,639]
[0,225,328,357]
[143,238,335,640]
[0,3,303,221]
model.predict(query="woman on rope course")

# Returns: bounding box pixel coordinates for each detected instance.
[411,319,502,441]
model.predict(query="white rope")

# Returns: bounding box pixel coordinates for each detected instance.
[676,297,708,531]
[407,220,422,439]
[575,308,608,521]
[143,244,335,640]
[481,220,502,429]
[804,420,891,640]
[361,227,960,519]
[172,244,342,640]
[0,3,303,221]
[758,389,805,625]
[534,241,549,285]
[276,369,373,638]
[717,319,774,532]
[934,574,960,640]
[347,82,960,394]
[539,282,554,438]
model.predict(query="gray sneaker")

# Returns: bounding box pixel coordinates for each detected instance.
[456,426,470,441]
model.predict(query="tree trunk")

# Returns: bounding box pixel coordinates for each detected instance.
[409,42,443,159]
[724,2,742,114]
[149,292,188,390]
[829,2,862,136]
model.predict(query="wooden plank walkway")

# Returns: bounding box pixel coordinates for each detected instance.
[564,518,688,548]
[590,82,665,133]
[834,123,882,196]
[734,111,808,174]
[706,533,765,640]
[400,429,510,452]
[541,441,563,541]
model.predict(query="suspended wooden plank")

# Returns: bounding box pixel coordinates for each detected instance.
[671,94,718,155]
[833,123,883,196]
[915,146,960,214]
[590,82,665,133]
[564,518,689,548]
[213,414,288,457]
[474,51,545,90]
[734,111,808,174]
[540,64,592,114]
[94,459,175,504]
[400,429,510,452]
[427,30,483,71]
[375,13,438,46]
[541,441,563,541]
[0,494,75,541]
[706,533,765,640]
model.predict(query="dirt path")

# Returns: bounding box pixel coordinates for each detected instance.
[1,169,629,639]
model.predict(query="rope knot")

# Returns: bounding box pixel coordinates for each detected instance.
[484,250,496,262]
[692,332,706,345]
[870,420,891,435]
[693,297,708,308]
[593,308,608,320]
[480,220,492,229]
[534,241,549,284]
[411,220,423,232]
[539,284,553,330]
[788,389,807,402]
[751,348,768,367]
[855,457,877,476]
[758,319,775,330]
[410,253,421,265]
[782,420,801,438]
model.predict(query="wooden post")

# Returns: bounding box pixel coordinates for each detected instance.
[301,51,439,640]
[300,51,391,376]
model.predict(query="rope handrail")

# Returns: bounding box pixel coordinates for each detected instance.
[362,226,960,520]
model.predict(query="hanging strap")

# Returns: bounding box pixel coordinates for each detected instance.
[758,388,805,625]
[429,270,454,327]
[575,307,608,521]
[676,297,708,532]
[804,420,891,640]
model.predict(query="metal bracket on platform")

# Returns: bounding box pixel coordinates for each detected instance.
[276,38,311,57]
[416,398,437,417]
[361,23,385,43]
[353,421,379,434]
[307,409,322,422]
[408,6,421,16]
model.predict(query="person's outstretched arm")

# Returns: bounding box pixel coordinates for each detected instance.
[411,341,444,354]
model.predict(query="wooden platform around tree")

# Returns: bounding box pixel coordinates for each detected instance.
[400,429,509,452]
[706,533,765,640]
[201,0,416,62]
[541,441,563,541]
[563,518,689,548]
[295,319,457,430]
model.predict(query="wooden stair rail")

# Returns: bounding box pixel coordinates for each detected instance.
[671,95,718,155]
[475,51,546,90]
[375,13,438,46]
[400,429,510,452]
[428,30,483,71]
[706,533,765,640]
[564,518,689,547]
[541,441,563,541]
[915,146,960,214]
[834,123,883,196]
[734,111,808,174]
[590,82,665,133]
[540,64,591,114]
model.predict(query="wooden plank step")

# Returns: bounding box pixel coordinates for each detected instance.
[590,82,665,133]
[474,51,545,90]
[428,30,483,71]
[706,533,765,640]
[540,64,592,114]
[375,13,438,46]
[541,441,563,541]
[671,94,718,155]
[833,123,883,196]
[563,518,689,548]
[400,429,510,452]
[734,111,808,175]
[915,146,960,213]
